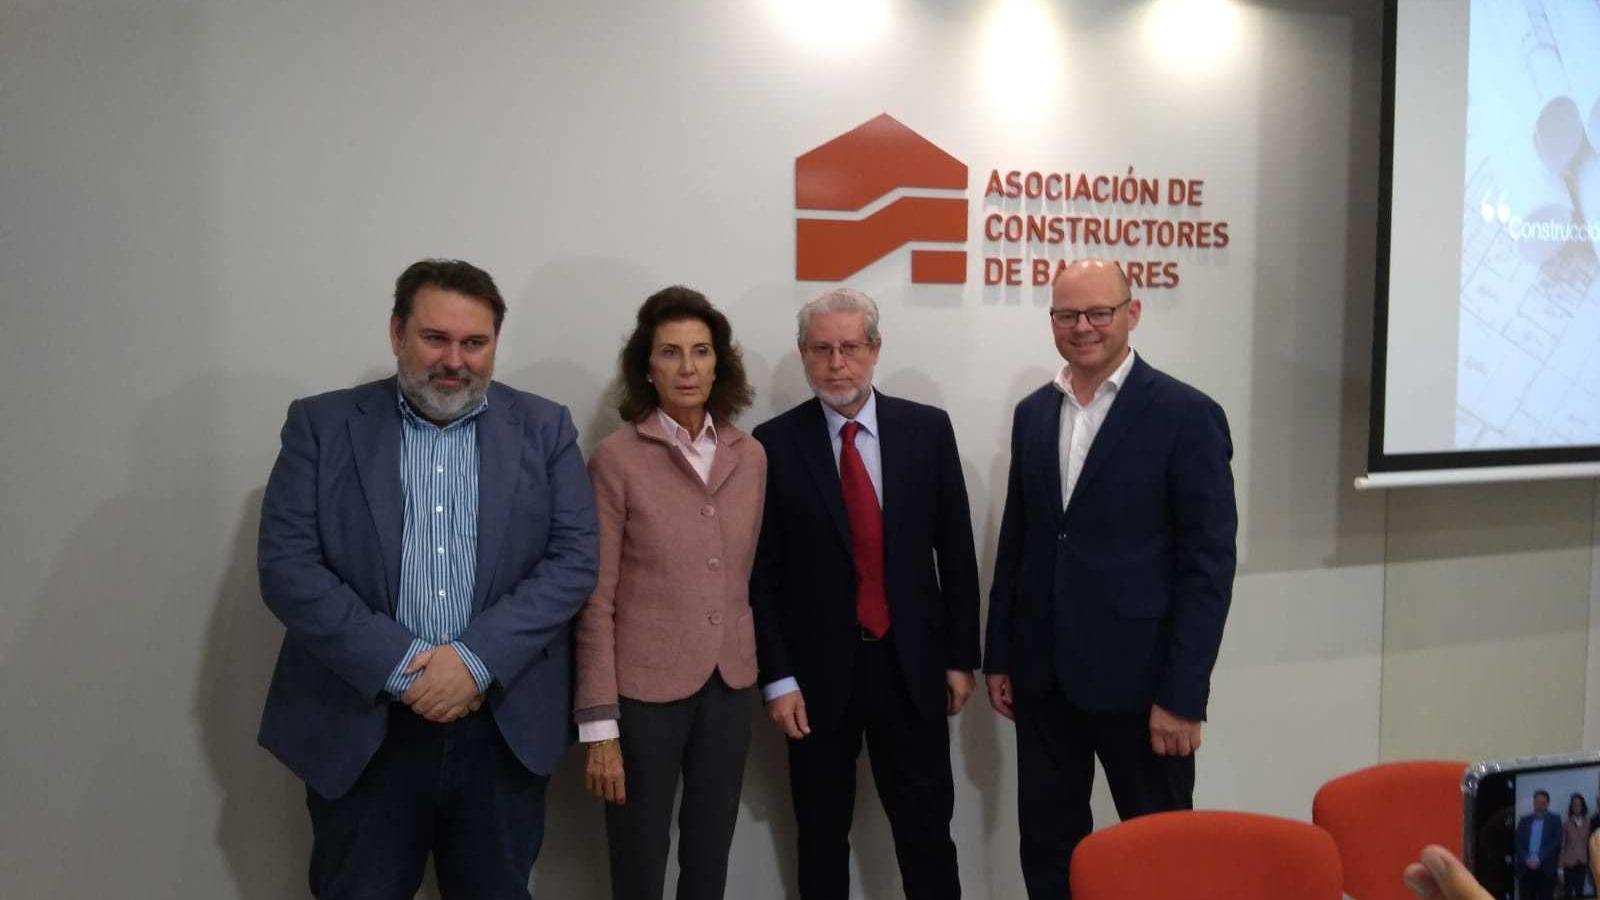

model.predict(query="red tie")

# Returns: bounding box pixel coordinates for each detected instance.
[839,420,889,637]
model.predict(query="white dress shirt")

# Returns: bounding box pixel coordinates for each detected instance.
[1055,349,1137,508]
[657,407,718,485]
[762,389,881,702]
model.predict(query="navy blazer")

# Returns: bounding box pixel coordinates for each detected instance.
[984,355,1236,720]
[1516,811,1564,870]
[750,392,981,728]
[256,377,599,798]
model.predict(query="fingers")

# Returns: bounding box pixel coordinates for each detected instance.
[944,671,974,716]
[1403,862,1443,899]
[584,743,626,804]
[766,695,810,740]
[1150,723,1179,756]
[584,749,609,802]
[774,706,804,740]
[419,698,461,722]
[765,702,789,736]
[605,754,626,805]
[986,675,1015,721]
[1416,844,1493,900]
[404,647,434,675]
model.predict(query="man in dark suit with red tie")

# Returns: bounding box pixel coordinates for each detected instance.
[751,287,982,900]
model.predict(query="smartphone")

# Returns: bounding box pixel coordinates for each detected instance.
[1464,752,1600,900]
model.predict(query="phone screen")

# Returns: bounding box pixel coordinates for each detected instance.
[1468,761,1600,899]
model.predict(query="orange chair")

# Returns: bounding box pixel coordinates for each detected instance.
[1069,809,1344,900]
[1313,759,1468,900]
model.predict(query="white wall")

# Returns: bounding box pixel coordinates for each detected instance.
[3,1,1561,898]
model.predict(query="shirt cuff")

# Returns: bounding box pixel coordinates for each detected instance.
[762,677,800,702]
[578,719,620,743]
[384,638,433,698]
[452,641,493,694]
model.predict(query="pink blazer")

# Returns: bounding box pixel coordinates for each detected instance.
[573,413,767,720]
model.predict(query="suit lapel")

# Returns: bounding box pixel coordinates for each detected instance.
[1039,389,1065,515]
[1067,355,1157,513]
[874,393,907,531]
[795,399,852,552]
[704,425,741,495]
[473,390,521,612]
[349,380,405,613]
[635,412,726,492]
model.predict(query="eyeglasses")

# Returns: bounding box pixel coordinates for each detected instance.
[1049,298,1131,328]
[803,340,875,361]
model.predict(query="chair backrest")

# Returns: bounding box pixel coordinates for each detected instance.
[1312,759,1468,900]
[1070,809,1344,900]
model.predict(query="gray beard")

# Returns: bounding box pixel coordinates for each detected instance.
[398,366,487,423]
[809,380,869,412]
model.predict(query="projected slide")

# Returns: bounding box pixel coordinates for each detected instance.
[1458,0,1600,450]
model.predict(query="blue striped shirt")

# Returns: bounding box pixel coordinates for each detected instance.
[383,390,494,697]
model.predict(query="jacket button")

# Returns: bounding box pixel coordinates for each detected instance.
[707,557,721,571]
[701,504,716,517]
[708,612,723,625]
[1057,531,1068,541]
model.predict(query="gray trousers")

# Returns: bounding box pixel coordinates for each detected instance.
[606,674,753,900]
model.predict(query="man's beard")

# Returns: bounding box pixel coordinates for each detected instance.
[398,363,488,423]
[807,377,868,411]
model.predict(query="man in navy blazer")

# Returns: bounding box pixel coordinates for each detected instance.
[257,259,599,899]
[984,260,1236,899]
[1516,790,1563,900]
[751,288,981,900]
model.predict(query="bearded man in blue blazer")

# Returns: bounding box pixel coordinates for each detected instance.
[256,259,599,899]
[984,260,1237,899]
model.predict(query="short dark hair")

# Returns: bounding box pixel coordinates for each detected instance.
[1535,790,1551,802]
[611,286,753,423]
[393,259,507,333]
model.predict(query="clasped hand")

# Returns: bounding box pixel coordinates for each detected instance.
[400,644,483,722]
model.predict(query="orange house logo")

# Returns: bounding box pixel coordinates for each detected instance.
[795,114,969,284]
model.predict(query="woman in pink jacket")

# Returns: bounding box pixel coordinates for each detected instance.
[573,286,766,900]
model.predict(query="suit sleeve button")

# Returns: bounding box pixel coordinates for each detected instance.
[707,557,722,571]
[701,504,716,517]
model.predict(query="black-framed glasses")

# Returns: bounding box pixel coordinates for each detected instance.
[1049,298,1131,328]
[803,340,875,361]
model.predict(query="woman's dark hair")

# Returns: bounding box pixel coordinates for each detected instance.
[611,286,753,423]
[1570,793,1589,816]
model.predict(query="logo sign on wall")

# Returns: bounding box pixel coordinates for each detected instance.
[795,114,1233,291]
[794,114,970,284]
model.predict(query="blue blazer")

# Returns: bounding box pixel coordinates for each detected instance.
[750,393,981,728]
[1515,811,1563,870]
[256,377,599,798]
[984,355,1236,720]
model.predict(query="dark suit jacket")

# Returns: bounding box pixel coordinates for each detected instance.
[750,393,980,728]
[984,355,1236,720]
[1517,811,1564,870]
[256,377,599,798]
